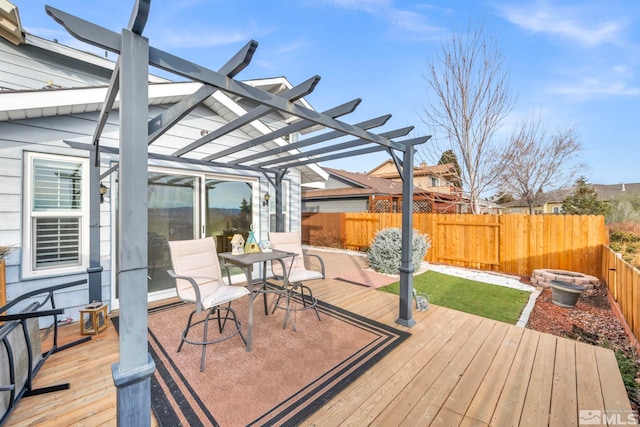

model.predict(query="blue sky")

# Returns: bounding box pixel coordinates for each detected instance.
[14,0,639,189]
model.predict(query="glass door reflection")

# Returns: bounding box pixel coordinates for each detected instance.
[147,173,198,293]
[205,179,253,254]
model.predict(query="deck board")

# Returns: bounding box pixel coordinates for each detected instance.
[520,331,556,426]
[549,338,578,427]
[463,326,525,424]
[441,321,511,418]
[5,249,634,426]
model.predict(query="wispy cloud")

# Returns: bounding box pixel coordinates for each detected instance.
[150,22,276,49]
[321,0,445,41]
[323,0,391,13]
[495,1,627,47]
[155,29,253,49]
[389,10,441,34]
[274,40,309,56]
[551,79,640,99]
[548,64,640,100]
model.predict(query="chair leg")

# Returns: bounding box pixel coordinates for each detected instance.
[282,289,297,332]
[301,284,321,321]
[230,307,247,346]
[263,291,269,315]
[201,307,216,371]
[271,291,284,315]
[217,302,233,333]
[179,305,246,372]
[300,285,309,308]
[178,309,197,353]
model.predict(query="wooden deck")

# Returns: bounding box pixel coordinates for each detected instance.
[5,249,634,426]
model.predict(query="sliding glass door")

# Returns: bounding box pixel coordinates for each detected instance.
[114,169,257,304]
[147,172,198,294]
[205,178,253,253]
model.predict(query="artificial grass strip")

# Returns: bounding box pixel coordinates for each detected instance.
[379,270,531,324]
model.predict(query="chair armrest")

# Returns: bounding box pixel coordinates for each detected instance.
[167,270,205,311]
[304,253,325,279]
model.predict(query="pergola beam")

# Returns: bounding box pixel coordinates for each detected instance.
[148,40,258,144]
[172,75,320,157]
[202,98,361,162]
[250,126,414,168]
[45,6,406,152]
[276,136,430,169]
[232,114,392,165]
[64,140,284,176]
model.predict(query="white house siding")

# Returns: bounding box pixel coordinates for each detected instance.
[0,37,112,90]
[324,175,357,190]
[302,198,366,213]
[0,113,112,321]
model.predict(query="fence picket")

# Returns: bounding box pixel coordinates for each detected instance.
[302,212,606,277]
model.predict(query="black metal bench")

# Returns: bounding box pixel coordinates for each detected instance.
[0,279,90,425]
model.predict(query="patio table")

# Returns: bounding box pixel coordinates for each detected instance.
[219,250,296,352]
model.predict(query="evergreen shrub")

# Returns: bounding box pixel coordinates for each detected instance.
[367,227,431,274]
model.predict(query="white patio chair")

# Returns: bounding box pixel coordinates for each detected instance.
[268,232,325,323]
[167,237,250,371]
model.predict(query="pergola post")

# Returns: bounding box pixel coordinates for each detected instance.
[87,150,103,303]
[396,146,415,327]
[111,28,155,426]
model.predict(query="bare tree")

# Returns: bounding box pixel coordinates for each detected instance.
[499,114,582,214]
[423,22,514,213]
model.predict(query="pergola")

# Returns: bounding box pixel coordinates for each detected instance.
[47,1,430,424]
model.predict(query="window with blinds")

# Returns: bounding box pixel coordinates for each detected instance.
[34,217,80,268]
[33,158,83,211]
[24,154,88,276]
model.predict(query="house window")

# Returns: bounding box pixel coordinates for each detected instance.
[431,177,439,187]
[553,207,561,214]
[269,181,290,232]
[23,153,89,277]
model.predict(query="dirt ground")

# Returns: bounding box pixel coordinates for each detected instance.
[525,281,640,411]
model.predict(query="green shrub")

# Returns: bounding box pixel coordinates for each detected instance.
[367,228,431,274]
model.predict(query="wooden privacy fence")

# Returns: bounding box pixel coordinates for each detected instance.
[601,245,640,340]
[302,212,607,277]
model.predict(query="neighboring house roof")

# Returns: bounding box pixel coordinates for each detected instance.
[502,188,573,208]
[503,183,640,208]
[302,167,403,199]
[593,183,640,199]
[367,159,458,179]
[302,167,461,201]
